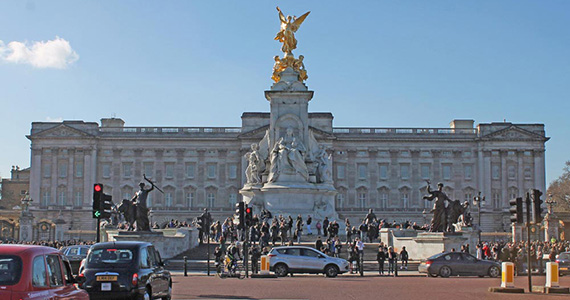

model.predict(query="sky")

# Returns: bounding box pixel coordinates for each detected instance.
[0,1,568,186]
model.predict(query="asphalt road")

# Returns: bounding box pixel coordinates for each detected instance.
[171,272,570,300]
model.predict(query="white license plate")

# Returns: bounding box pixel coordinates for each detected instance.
[101,282,112,291]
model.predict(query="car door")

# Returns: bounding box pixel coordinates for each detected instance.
[300,248,325,272]
[284,248,305,272]
[461,253,480,275]
[448,253,468,275]
[28,254,54,300]
[147,247,166,297]
[151,247,170,295]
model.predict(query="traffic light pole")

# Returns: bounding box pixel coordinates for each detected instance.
[525,192,532,293]
[96,216,101,243]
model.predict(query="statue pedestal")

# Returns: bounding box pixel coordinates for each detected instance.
[382,229,470,260]
[544,213,560,242]
[240,182,339,222]
[19,212,34,242]
[104,228,199,259]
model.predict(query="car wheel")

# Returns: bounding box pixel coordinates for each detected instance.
[439,266,452,278]
[324,265,339,278]
[274,264,289,277]
[428,272,438,277]
[488,266,500,278]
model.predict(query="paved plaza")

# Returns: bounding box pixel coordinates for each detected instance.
[170,272,570,300]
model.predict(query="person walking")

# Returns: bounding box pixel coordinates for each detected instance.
[388,246,397,276]
[377,246,386,275]
[306,215,313,235]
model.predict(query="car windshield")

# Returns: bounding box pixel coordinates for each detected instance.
[427,253,446,260]
[0,255,23,285]
[559,253,570,260]
[86,248,134,268]
[66,247,89,257]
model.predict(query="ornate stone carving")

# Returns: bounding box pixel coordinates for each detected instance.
[267,127,309,182]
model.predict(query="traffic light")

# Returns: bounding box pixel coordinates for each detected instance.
[101,194,113,219]
[532,189,544,224]
[93,183,103,218]
[245,205,253,227]
[509,197,523,224]
[235,201,245,229]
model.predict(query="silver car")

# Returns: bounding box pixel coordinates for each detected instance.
[268,246,350,277]
[418,252,501,278]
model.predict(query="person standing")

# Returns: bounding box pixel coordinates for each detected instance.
[316,220,322,236]
[306,215,313,235]
[295,215,303,244]
[323,217,330,238]
[315,236,323,252]
[399,246,409,270]
[250,246,261,274]
[377,246,386,275]
[388,246,397,275]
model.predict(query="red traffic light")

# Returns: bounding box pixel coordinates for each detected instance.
[246,207,251,214]
[94,184,102,192]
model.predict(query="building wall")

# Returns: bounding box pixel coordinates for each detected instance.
[26,118,548,238]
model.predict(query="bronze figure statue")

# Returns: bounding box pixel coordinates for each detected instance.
[423,182,451,232]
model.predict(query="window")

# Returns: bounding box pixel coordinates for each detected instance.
[464,165,472,180]
[32,255,47,287]
[524,167,532,179]
[228,164,237,179]
[58,162,67,178]
[492,165,500,180]
[358,191,366,208]
[442,165,451,180]
[509,188,518,200]
[165,192,173,207]
[400,151,410,157]
[75,162,83,177]
[358,164,367,180]
[144,163,153,177]
[0,255,22,286]
[508,151,516,156]
[442,151,452,157]
[58,190,66,206]
[41,190,50,206]
[102,163,111,178]
[379,164,388,180]
[165,163,174,178]
[302,248,320,258]
[358,150,367,156]
[46,255,64,287]
[207,164,217,179]
[74,190,82,207]
[421,164,430,179]
[123,163,132,177]
[207,192,215,207]
[185,191,194,208]
[524,151,532,156]
[229,193,237,207]
[508,165,516,180]
[464,192,473,203]
[337,165,345,179]
[379,191,388,209]
[463,151,472,157]
[401,191,409,208]
[139,248,150,268]
[43,163,52,178]
[186,163,196,178]
[400,164,410,179]
[420,151,431,157]
[336,193,345,208]
[492,191,501,208]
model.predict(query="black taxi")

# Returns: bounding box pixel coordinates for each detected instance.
[79,241,171,300]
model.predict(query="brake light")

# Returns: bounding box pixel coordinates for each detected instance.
[426,260,433,266]
[267,254,277,257]
[556,260,560,263]
[132,273,138,286]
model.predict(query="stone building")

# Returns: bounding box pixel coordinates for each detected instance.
[25,113,548,240]
[0,166,30,240]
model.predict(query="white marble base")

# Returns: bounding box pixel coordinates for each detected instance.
[104,228,199,259]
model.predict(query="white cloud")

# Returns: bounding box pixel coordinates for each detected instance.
[45,117,63,122]
[0,37,79,69]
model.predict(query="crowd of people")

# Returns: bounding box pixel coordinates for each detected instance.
[0,239,94,250]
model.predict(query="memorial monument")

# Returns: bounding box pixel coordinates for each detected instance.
[240,7,338,221]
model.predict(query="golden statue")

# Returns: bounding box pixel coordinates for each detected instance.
[275,7,310,56]
[271,55,308,83]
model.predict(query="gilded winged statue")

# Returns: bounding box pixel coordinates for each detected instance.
[275,7,310,55]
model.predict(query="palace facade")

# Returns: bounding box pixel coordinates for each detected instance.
[25,115,548,240]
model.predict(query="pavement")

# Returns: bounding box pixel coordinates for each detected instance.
[170,272,570,300]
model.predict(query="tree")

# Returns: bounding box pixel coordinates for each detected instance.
[548,161,570,213]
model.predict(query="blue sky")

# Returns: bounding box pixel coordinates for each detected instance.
[0,1,568,186]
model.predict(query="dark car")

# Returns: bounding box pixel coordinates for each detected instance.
[61,245,91,275]
[0,244,89,300]
[556,252,570,275]
[418,252,501,278]
[79,241,171,300]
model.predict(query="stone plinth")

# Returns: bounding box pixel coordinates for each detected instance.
[19,212,34,242]
[104,228,198,259]
[381,229,471,260]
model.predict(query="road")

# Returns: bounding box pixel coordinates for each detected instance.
[171,272,570,300]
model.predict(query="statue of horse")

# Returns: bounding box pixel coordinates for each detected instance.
[118,199,136,231]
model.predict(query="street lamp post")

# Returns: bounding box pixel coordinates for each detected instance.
[473,192,485,244]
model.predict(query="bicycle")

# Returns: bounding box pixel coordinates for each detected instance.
[216,256,245,279]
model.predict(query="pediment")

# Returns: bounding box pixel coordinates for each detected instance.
[239,125,269,139]
[33,124,93,138]
[481,126,546,141]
